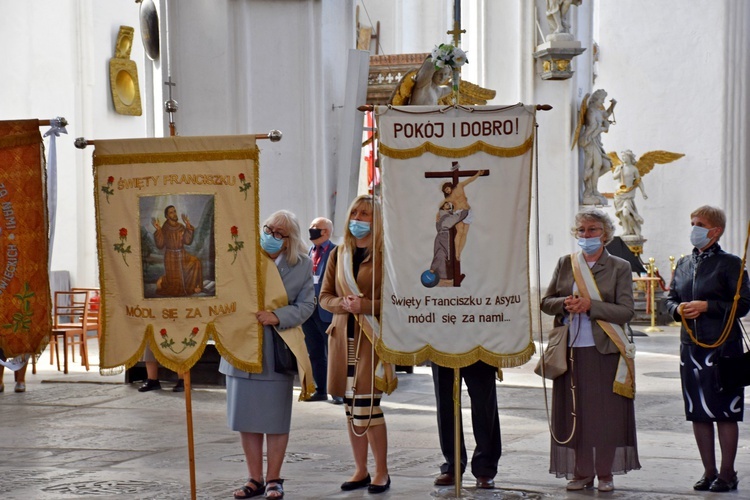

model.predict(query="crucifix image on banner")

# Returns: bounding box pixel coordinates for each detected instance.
[376,105,536,369]
[424,161,489,287]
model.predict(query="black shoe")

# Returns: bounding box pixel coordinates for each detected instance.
[138,379,161,392]
[476,476,494,489]
[693,474,717,491]
[306,392,327,402]
[341,474,370,491]
[330,396,344,405]
[172,380,185,392]
[367,476,390,494]
[709,475,739,492]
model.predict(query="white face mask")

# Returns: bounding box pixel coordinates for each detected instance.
[690,225,712,249]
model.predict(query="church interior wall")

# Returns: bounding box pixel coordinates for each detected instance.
[1,0,748,300]
[593,1,746,273]
[1,1,149,288]
[168,1,354,239]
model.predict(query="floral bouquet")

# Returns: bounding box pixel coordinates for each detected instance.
[430,43,469,69]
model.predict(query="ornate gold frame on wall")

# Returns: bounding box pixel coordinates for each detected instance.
[109,26,143,116]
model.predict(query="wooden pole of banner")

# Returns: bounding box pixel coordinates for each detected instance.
[183,370,197,500]
[453,368,462,498]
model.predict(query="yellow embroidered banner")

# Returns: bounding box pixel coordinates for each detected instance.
[0,120,52,358]
[94,136,262,374]
[376,105,536,369]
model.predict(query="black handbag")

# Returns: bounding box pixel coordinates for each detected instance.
[272,330,297,375]
[717,351,750,391]
[717,323,750,391]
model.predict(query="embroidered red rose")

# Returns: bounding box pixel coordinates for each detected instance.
[160,328,167,337]
[107,176,115,184]
[231,226,238,236]
[239,173,245,181]
[119,228,128,238]
[191,327,199,336]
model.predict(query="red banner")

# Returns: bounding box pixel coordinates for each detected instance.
[0,120,52,357]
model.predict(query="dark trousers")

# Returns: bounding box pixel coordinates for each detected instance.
[302,311,330,394]
[432,361,502,478]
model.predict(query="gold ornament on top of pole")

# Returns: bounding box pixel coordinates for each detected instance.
[644,257,663,333]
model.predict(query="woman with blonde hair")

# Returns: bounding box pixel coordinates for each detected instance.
[320,194,396,494]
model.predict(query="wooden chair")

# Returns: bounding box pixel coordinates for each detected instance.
[72,287,101,340]
[50,290,91,373]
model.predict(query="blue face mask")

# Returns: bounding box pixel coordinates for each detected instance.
[348,220,371,239]
[690,226,712,249]
[578,237,603,255]
[260,231,284,254]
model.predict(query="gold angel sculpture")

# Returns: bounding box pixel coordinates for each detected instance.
[608,149,685,238]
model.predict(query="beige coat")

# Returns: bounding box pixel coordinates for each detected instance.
[319,246,383,397]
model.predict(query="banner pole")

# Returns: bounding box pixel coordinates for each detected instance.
[453,367,462,498]
[184,370,197,500]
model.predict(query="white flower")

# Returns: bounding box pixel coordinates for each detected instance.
[452,47,468,67]
[429,43,469,69]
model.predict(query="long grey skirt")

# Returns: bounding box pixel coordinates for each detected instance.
[550,346,640,479]
[226,375,294,434]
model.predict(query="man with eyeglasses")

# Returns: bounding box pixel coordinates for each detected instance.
[300,217,339,403]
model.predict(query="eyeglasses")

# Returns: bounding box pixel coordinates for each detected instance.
[263,225,288,241]
[576,226,604,236]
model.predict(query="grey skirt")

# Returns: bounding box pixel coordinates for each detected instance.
[550,346,640,478]
[226,375,294,434]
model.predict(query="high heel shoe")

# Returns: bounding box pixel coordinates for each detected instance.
[566,476,594,491]
[709,474,739,492]
[693,473,717,491]
[367,476,391,494]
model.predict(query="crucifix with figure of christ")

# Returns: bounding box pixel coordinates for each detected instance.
[425,161,489,286]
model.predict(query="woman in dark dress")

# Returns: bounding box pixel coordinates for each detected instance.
[665,205,750,493]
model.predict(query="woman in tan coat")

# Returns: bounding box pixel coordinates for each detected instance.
[319,194,396,494]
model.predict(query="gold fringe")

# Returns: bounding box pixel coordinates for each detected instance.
[0,131,41,150]
[379,134,533,160]
[375,339,536,370]
[375,373,399,395]
[252,148,265,370]
[100,366,124,376]
[613,381,635,399]
[93,148,260,166]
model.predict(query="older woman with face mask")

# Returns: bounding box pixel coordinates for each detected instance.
[665,205,750,493]
[541,209,640,493]
[220,210,314,499]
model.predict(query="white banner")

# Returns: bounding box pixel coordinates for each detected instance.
[376,105,536,369]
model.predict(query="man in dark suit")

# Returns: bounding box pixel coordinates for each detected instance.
[302,217,339,402]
